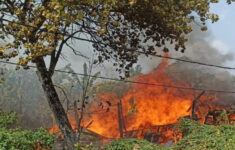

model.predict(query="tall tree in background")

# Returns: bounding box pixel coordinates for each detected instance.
[0,0,233,149]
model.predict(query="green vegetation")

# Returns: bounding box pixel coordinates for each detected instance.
[0,110,54,150]
[173,118,235,150]
[101,119,235,150]
[74,143,96,150]
[104,139,167,150]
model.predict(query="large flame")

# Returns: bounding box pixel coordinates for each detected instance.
[50,56,234,144]
[84,56,216,143]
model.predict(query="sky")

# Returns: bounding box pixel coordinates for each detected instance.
[209,1,235,56]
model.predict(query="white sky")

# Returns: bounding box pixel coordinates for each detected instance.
[209,1,235,55]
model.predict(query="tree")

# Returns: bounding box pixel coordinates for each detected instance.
[57,62,100,141]
[0,0,233,149]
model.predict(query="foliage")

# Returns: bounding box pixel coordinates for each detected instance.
[0,110,17,128]
[74,142,95,150]
[0,128,54,150]
[0,109,54,150]
[1,0,233,76]
[101,119,235,150]
[104,139,167,150]
[173,118,235,150]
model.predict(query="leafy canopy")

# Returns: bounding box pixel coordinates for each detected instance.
[0,0,234,76]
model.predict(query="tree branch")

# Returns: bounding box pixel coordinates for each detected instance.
[77,62,93,140]
[65,42,89,59]
[48,30,82,77]
[54,84,70,113]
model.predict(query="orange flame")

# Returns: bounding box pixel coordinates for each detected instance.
[50,55,233,144]
[84,56,217,144]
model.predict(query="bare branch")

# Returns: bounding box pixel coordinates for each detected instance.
[65,42,89,59]
[48,30,82,77]
[77,61,94,140]
[54,84,70,113]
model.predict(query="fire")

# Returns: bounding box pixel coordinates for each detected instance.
[84,56,216,143]
[50,56,234,144]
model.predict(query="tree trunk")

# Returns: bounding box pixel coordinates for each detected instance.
[117,103,124,138]
[192,91,205,120]
[35,57,76,150]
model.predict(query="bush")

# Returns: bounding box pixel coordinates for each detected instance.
[0,110,17,128]
[103,119,235,150]
[74,142,95,150]
[0,109,54,150]
[104,138,167,150]
[172,118,235,150]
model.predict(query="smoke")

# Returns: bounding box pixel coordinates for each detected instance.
[1,23,234,131]
[59,24,235,106]
[138,25,235,105]
[138,25,233,71]
[176,26,235,105]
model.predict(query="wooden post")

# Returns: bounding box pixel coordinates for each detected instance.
[117,103,124,138]
[73,101,79,132]
[192,91,205,120]
[120,100,127,133]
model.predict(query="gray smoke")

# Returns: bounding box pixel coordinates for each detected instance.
[138,25,235,105]
[60,24,235,106]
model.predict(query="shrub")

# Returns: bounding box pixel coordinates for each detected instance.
[103,119,235,150]
[104,138,167,150]
[173,118,235,150]
[0,109,54,150]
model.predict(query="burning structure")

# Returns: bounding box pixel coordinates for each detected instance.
[50,56,235,145]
